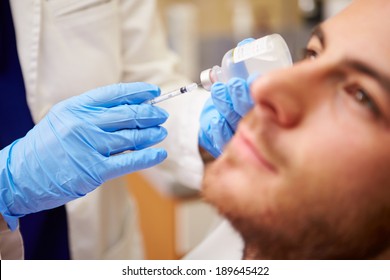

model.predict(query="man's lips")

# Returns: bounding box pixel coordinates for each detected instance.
[231,126,277,173]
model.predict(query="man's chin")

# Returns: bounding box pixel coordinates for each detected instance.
[201,153,257,222]
[201,157,228,206]
[201,154,239,213]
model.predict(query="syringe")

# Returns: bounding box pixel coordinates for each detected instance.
[145,82,199,105]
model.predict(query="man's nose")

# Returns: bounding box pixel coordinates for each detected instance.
[250,63,317,128]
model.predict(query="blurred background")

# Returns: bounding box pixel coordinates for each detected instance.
[127,0,353,260]
[158,0,353,81]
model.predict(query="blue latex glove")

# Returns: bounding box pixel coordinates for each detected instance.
[0,82,168,230]
[199,38,257,158]
[199,78,254,158]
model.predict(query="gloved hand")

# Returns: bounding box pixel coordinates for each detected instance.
[199,78,254,158]
[198,38,257,158]
[0,82,168,230]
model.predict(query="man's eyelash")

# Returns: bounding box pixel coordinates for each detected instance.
[346,86,380,116]
[302,48,318,60]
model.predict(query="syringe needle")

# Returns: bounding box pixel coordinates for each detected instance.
[145,82,198,105]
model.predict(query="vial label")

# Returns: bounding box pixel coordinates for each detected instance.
[233,38,268,63]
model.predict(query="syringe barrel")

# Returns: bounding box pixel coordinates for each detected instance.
[145,82,198,105]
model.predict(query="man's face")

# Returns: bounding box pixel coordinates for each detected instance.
[202,0,390,259]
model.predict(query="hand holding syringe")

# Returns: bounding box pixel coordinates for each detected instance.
[145,83,199,105]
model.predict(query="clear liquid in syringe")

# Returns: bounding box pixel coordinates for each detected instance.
[145,82,199,105]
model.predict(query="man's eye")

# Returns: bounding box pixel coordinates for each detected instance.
[346,86,379,115]
[302,48,318,60]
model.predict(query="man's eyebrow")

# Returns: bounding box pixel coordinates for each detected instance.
[310,25,326,48]
[310,25,390,93]
[344,59,390,94]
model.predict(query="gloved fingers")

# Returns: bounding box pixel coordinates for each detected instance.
[237,37,255,46]
[228,77,254,117]
[95,104,169,132]
[198,116,233,158]
[199,98,218,130]
[210,117,234,154]
[99,148,168,181]
[199,99,234,157]
[97,127,168,156]
[210,82,241,131]
[198,126,222,158]
[199,100,223,157]
[76,82,161,107]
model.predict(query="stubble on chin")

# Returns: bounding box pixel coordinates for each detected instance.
[201,148,253,218]
[201,153,234,210]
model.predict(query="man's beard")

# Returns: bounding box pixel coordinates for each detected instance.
[218,199,390,260]
[202,158,390,260]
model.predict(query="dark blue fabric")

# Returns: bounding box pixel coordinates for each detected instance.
[0,0,70,260]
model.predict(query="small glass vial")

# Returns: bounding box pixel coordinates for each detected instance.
[200,34,292,90]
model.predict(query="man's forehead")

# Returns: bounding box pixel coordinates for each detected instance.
[330,0,390,28]
[322,0,390,57]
